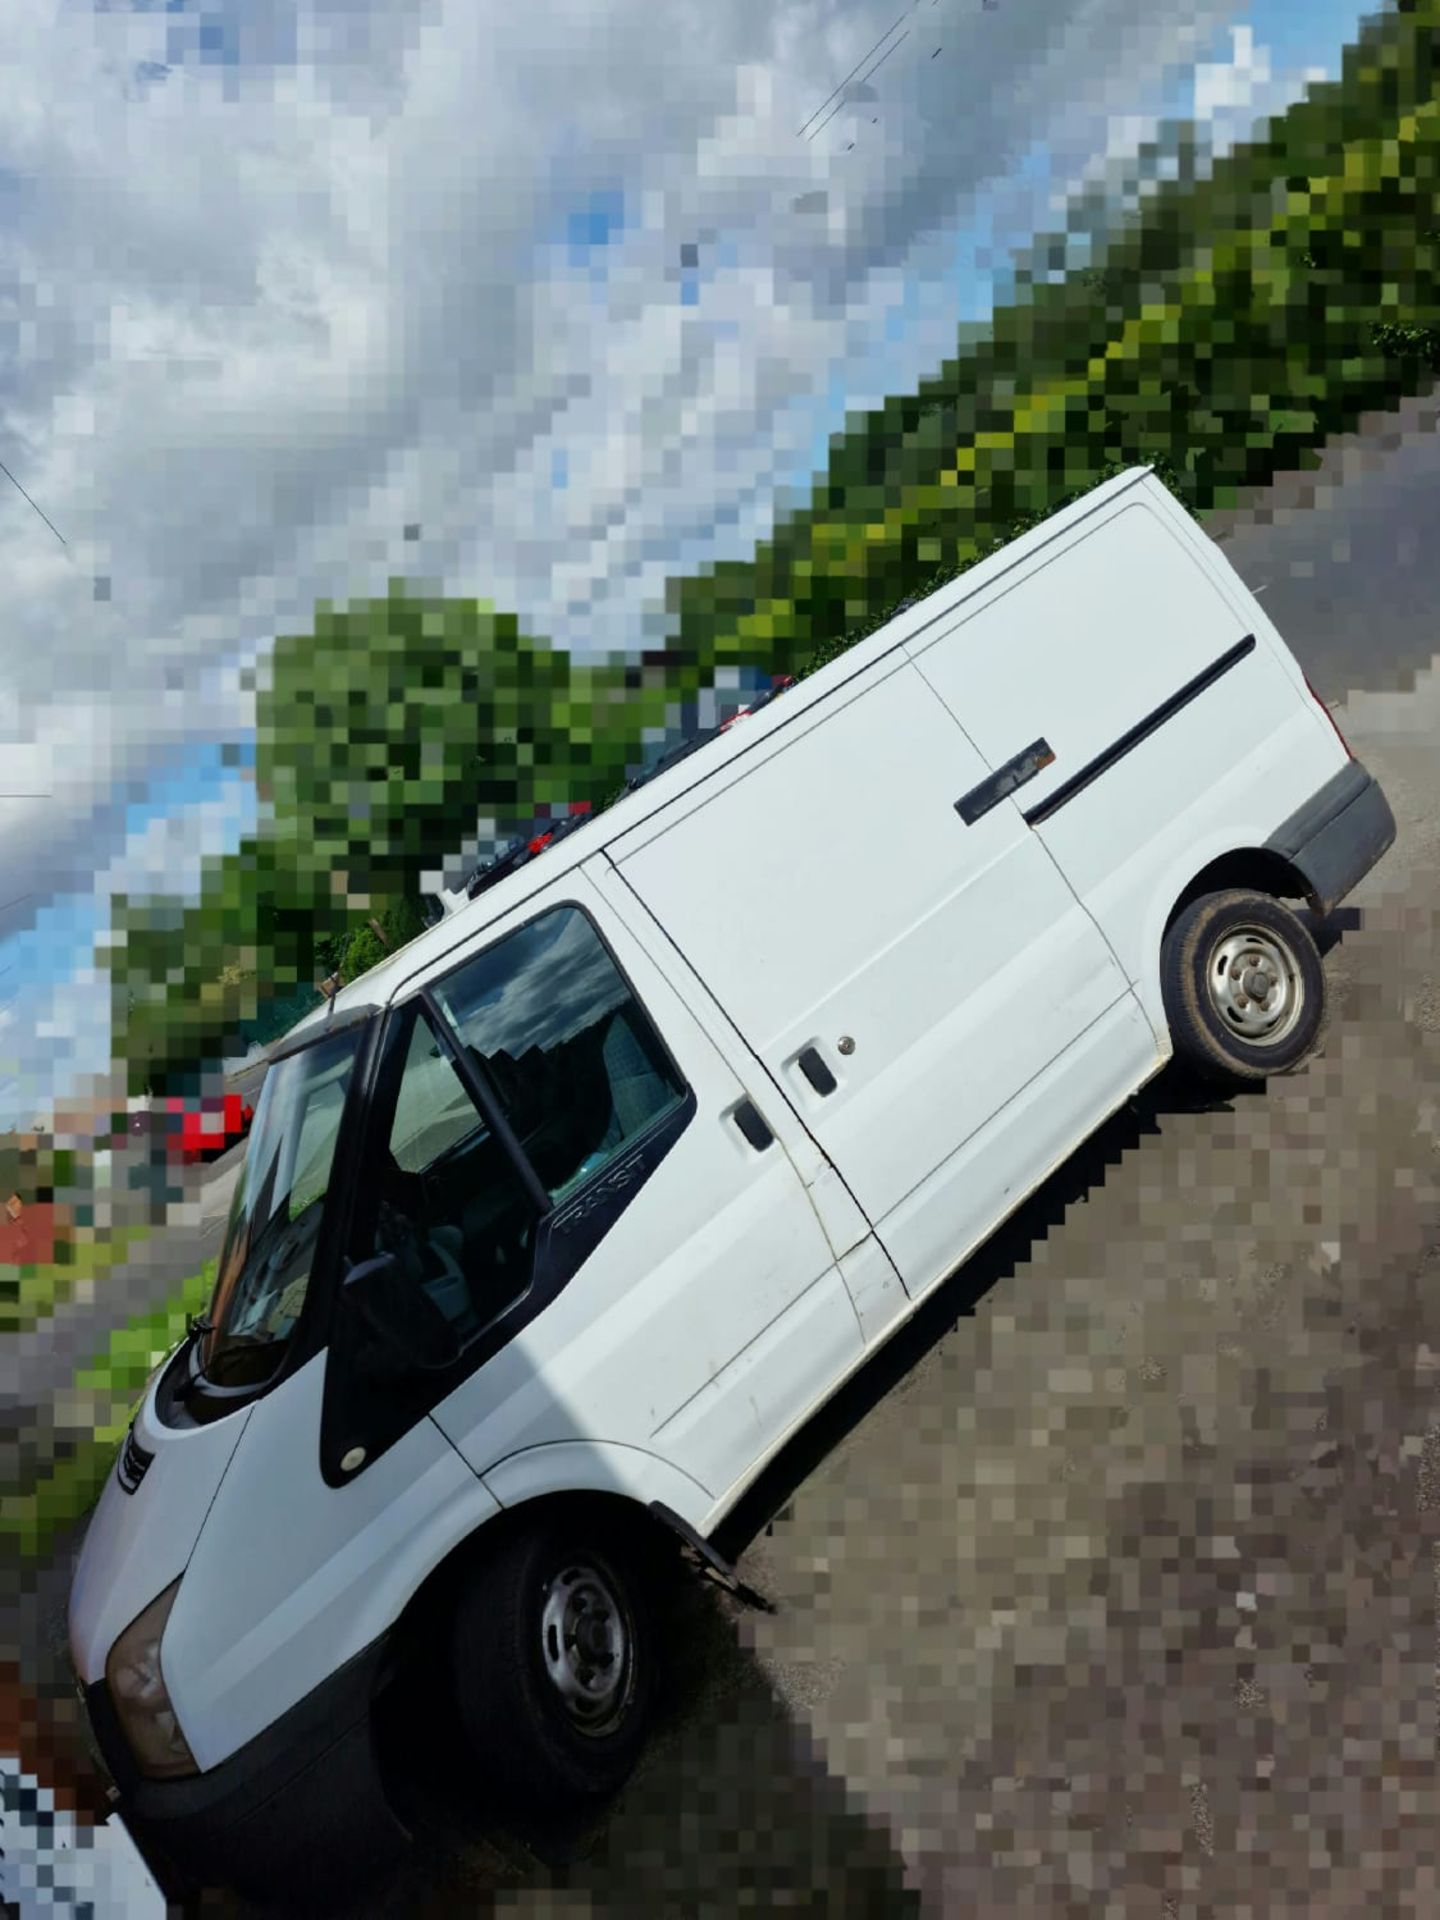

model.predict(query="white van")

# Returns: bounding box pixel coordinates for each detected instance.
[68,467,1395,1903]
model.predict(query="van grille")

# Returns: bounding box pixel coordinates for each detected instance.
[116,1423,154,1495]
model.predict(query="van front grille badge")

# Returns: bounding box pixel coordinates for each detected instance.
[116,1422,154,1495]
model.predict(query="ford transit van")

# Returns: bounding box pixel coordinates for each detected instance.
[68,466,1396,1902]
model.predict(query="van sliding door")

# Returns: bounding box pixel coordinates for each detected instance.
[604,655,1155,1302]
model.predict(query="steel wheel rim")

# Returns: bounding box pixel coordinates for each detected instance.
[1204,924,1305,1046]
[539,1560,633,1736]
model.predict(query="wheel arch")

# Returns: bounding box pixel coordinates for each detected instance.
[1132,842,1315,1045]
[1153,867,1328,1085]
[377,1444,712,1694]
[1160,846,1316,946]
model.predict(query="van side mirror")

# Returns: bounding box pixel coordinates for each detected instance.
[342,1251,462,1372]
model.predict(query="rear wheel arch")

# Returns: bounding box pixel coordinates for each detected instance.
[1159,886,1328,1084]
[1134,846,1314,1037]
[1161,847,1314,944]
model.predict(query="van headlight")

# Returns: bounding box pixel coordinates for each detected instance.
[105,1578,198,1779]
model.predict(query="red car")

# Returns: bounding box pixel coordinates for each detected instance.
[159,1092,255,1164]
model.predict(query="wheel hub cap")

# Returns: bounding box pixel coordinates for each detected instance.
[540,1562,632,1735]
[1205,925,1305,1045]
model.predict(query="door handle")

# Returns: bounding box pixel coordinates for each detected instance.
[795,1046,838,1096]
[954,737,1055,825]
[732,1099,774,1151]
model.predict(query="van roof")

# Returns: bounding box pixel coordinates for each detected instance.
[289,464,1154,1040]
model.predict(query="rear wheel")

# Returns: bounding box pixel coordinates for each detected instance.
[1160,888,1328,1085]
[450,1509,658,1811]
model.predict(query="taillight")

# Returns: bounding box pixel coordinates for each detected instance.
[1303,672,1352,760]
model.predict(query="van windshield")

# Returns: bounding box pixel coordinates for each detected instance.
[200,1023,364,1389]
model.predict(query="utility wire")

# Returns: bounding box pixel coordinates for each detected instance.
[806,29,911,143]
[0,455,69,552]
[797,10,910,137]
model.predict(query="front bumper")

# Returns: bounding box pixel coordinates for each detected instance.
[1265,757,1397,917]
[82,1637,409,1905]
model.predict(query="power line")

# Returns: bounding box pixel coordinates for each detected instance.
[0,455,68,552]
[806,29,911,143]
[797,10,910,138]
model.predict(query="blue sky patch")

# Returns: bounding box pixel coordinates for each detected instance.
[565,188,627,266]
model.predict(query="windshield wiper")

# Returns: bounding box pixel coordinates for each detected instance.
[194,1329,287,1390]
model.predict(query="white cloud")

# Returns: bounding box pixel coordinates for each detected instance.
[1194,22,1272,123]
[2,0,1331,1123]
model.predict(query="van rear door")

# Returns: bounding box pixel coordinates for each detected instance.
[603,652,1158,1303]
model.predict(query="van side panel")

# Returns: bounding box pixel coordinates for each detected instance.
[608,653,1142,1300]
[908,498,1257,776]
[905,490,1348,1040]
[430,1144,851,1494]
[884,989,1161,1298]
[647,1266,862,1493]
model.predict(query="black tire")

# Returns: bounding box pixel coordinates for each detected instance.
[1160,887,1328,1086]
[450,1508,657,1812]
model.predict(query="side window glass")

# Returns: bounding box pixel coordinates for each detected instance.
[370,1010,539,1344]
[430,904,687,1204]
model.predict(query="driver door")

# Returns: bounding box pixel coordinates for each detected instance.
[323,879,861,1502]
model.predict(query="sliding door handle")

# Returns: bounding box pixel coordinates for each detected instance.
[954,737,1055,826]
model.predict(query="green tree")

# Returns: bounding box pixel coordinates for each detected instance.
[340,894,429,986]
[254,589,673,909]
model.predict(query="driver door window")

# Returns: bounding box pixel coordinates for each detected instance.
[344,903,691,1397]
[371,1010,539,1345]
[427,903,687,1203]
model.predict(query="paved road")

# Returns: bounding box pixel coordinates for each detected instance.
[9,388,1440,1916]
[0,1142,244,1417]
[1204,381,1440,710]
[0,1057,266,1423]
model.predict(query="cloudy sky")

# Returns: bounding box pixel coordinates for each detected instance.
[0,0,1370,1128]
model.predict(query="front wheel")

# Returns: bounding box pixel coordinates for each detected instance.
[1160,888,1328,1086]
[449,1509,658,1812]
